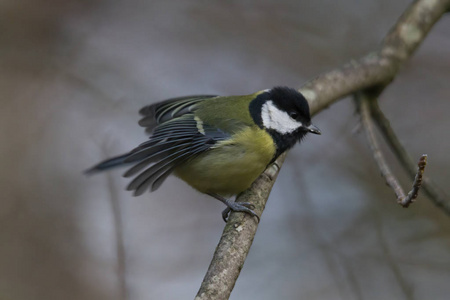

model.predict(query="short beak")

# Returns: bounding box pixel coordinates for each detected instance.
[306,124,321,135]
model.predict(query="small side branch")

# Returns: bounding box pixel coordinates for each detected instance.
[370,101,450,214]
[358,93,426,207]
[399,155,427,207]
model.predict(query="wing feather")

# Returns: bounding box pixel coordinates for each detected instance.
[123,140,192,176]
[149,141,210,191]
[125,138,192,163]
[130,141,210,196]
[139,95,217,132]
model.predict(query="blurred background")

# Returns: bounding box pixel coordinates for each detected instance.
[1,0,449,299]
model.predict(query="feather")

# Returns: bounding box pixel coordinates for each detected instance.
[123,141,192,175]
[127,146,192,191]
[149,142,209,191]
[84,153,131,173]
[151,126,199,137]
[138,95,217,132]
[131,142,208,195]
[124,138,193,163]
[130,150,190,195]
[150,167,174,191]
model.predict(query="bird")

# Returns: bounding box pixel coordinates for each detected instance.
[86,86,321,222]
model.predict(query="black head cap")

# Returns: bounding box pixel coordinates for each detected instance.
[269,86,311,124]
[250,86,320,159]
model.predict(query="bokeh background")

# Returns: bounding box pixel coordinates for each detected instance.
[1,0,449,299]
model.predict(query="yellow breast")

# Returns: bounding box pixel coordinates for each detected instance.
[174,127,276,196]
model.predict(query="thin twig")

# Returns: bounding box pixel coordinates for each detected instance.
[102,142,129,300]
[370,101,450,214]
[358,93,427,207]
[400,155,427,207]
[107,174,129,300]
[359,94,406,200]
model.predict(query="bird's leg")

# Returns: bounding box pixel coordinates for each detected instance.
[208,193,260,223]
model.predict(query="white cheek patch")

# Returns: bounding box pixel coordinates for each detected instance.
[261,100,303,134]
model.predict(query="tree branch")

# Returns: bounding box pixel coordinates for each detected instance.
[196,0,450,299]
[300,0,450,115]
[195,156,285,300]
[357,92,427,207]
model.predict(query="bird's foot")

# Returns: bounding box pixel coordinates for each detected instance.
[221,202,259,223]
[208,193,260,223]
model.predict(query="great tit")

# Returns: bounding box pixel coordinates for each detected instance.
[87,86,320,221]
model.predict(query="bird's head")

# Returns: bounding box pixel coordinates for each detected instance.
[250,86,321,156]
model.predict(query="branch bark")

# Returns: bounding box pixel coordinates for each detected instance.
[196,1,450,299]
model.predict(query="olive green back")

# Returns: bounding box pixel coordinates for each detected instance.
[194,92,261,133]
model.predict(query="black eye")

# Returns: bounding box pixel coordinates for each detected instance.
[289,111,299,119]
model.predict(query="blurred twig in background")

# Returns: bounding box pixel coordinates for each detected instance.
[103,141,129,300]
[196,0,450,299]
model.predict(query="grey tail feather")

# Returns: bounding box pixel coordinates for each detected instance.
[85,153,133,174]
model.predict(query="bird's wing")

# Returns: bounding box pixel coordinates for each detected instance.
[138,95,218,133]
[88,94,252,196]
[123,113,234,196]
